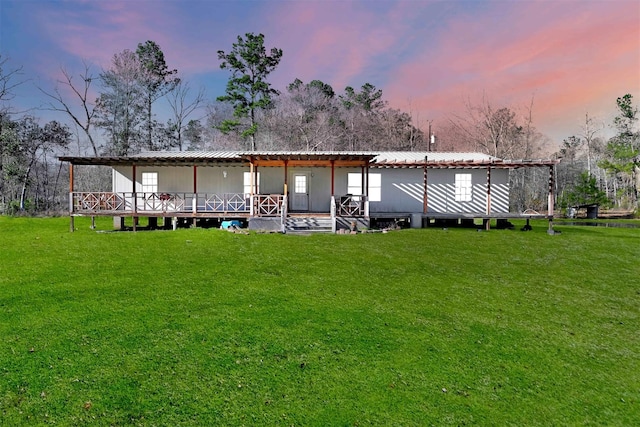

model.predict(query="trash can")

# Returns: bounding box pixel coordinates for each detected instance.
[586,205,599,219]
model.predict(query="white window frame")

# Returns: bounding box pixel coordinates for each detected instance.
[294,174,307,194]
[455,173,472,202]
[368,173,381,202]
[348,172,381,202]
[141,172,158,194]
[347,173,362,196]
[243,171,260,196]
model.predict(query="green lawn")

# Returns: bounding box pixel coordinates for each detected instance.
[1,216,638,426]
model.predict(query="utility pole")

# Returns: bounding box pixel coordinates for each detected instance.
[428,121,435,152]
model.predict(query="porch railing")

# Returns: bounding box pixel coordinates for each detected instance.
[71,192,252,215]
[70,191,291,217]
[337,195,368,217]
[253,194,285,216]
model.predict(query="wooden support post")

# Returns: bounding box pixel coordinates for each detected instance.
[548,165,555,231]
[423,157,428,214]
[365,163,369,198]
[193,165,198,218]
[284,160,288,195]
[132,164,137,215]
[69,163,74,232]
[193,165,197,193]
[330,160,335,195]
[486,165,492,215]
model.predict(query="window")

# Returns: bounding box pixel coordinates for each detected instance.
[455,173,472,202]
[368,173,381,202]
[141,172,158,194]
[348,172,381,201]
[243,172,260,196]
[347,173,362,196]
[294,175,307,194]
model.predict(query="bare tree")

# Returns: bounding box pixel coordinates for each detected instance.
[166,80,205,151]
[39,63,100,156]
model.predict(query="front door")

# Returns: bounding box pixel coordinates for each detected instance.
[291,173,309,211]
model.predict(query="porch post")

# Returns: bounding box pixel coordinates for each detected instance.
[330,160,335,195]
[69,163,74,232]
[132,164,137,232]
[486,164,492,215]
[193,165,198,219]
[548,165,555,230]
[249,161,255,216]
[284,160,288,195]
[423,157,428,214]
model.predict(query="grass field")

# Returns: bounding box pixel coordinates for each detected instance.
[1,216,638,426]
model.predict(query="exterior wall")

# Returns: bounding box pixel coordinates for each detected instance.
[113,164,247,194]
[110,163,511,215]
[369,167,510,214]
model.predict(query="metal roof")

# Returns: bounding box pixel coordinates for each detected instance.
[59,150,559,168]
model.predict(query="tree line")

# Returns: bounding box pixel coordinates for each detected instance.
[0,33,638,215]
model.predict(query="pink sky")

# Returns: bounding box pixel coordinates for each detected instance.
[1,0,638,146]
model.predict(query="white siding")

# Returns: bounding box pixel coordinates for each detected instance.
[369,167,510,214]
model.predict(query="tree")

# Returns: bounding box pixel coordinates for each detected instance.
[95,49,144,155]
[184,119,205,150]
[166,80,205,151]
[0,55,25,212]
[448,96,527,158]
[136,40,179,150]
[564,171,609,208]
[8,117,71,211]
[340,83,385,112]
[217,33,283,151]
[599,94,640,207]
[264,78,340,150]
[39,63,100,155]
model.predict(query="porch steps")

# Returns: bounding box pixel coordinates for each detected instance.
[284,216,334,233]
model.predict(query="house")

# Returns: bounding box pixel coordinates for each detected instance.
[58,151,560,232]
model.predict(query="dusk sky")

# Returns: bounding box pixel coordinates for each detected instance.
[1,0,639,148]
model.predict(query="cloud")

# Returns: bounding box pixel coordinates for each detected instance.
[384,0,640,140]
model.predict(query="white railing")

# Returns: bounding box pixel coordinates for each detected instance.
[280,195,288,232]
[330,195,337,233]
[254,194,285,216]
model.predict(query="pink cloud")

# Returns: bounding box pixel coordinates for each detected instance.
[385,0,640,141]
[264,1,404,90]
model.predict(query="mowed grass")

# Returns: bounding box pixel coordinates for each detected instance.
[0,217,638,426]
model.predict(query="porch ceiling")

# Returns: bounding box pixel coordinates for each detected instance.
[372,158,560,169]
[241,151,377,167]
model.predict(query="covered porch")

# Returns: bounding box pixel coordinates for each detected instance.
[59,151,377,232]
